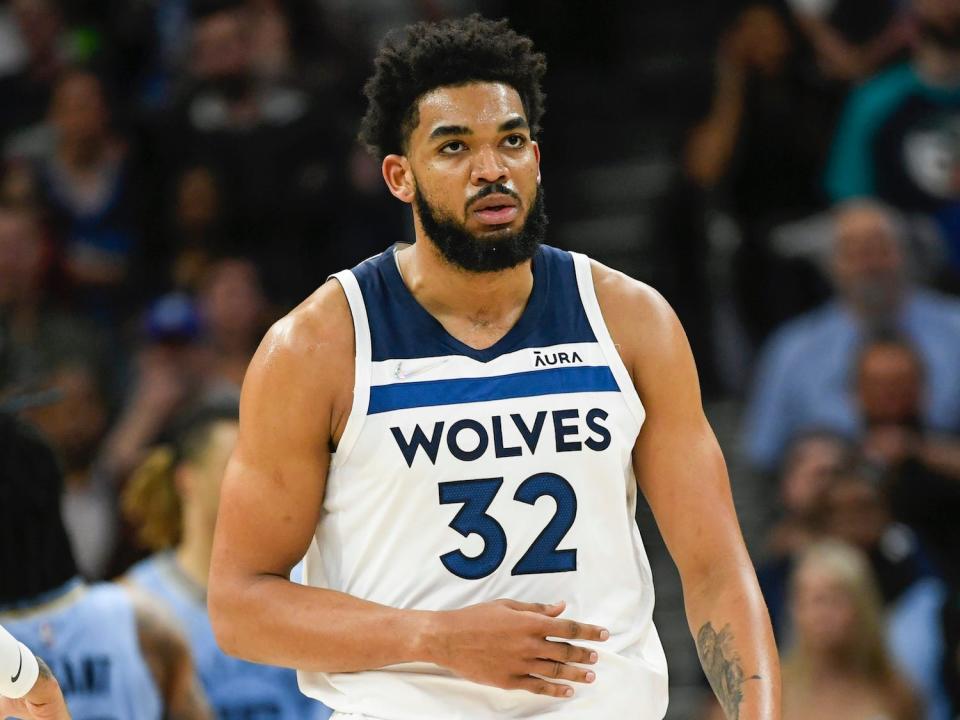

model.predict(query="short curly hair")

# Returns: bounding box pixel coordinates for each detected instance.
[359,14,547,159]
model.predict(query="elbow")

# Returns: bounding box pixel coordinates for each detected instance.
[207,573,247,659]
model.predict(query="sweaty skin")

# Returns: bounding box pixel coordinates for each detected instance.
[208,81,780,717]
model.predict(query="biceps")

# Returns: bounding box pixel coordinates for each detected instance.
[214,448,327,577]
[634,415,747,580]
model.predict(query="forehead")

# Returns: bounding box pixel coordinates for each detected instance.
[412,82,526,138]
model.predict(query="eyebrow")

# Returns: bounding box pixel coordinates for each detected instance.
[499,117,529,132]
[429,125,471,140]
[428,116,530,141]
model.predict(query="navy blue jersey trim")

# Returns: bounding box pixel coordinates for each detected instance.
[368,365,618,414]
[350,244,596,362]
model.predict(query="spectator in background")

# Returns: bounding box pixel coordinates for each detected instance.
[35,69,139,319]
[756,430,854,638]
[20,359,117,580]
[742,199,960,472]
[782,540,921,720]
[684,2,863,344]
[142,0,351,303]
[0,0,69,151]
[859,333,960,551]
[819,463,951,718]
[819,465,933,606]
[826,0,960,285]
[788,0,909,83]
[197,256,270,393]
[99,292,207,485]
[122,401,332,720]
[0,202,103,394]
[146,164,227,296]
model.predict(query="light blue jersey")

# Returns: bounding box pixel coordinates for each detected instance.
[0,578,162,720]
[128,552,331,720]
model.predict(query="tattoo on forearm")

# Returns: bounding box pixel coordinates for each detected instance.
[696,622,762,720]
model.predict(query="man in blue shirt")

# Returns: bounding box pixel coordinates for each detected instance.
[743,200,960,471]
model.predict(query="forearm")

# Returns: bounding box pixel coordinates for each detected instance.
[684,563,781,720]
[209,573,432,672]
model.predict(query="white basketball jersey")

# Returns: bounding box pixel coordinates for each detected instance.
[299,244,668,719]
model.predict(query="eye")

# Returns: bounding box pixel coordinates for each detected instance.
[440,140,467,154]
[503,134,526,148]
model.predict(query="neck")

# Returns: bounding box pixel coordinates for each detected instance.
[914,43,960,87]
[175,510,213,591]
[398,234,534,345]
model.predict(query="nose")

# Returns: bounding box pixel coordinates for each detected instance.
[470,144,508,186]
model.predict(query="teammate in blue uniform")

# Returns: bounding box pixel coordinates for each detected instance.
[209,15,781,720]
[123,401,331,720]
[0,411,210,720]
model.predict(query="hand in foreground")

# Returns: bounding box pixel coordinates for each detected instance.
[424,599,609,698]
[0,660,71,720]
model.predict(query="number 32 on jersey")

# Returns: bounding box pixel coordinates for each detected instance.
[438,472,578,580]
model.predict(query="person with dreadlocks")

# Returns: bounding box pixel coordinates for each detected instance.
[209,14,780,720]
[123,400,331,720]
[0,411,210,720]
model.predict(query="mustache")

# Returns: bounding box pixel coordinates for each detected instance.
[465,183,521,212]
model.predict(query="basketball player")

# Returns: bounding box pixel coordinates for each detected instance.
[0,411,211,720]
[0,647,70,720]
[209,15,781,720]
[123,401,332,720]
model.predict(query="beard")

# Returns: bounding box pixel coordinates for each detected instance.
[414,182,548,273]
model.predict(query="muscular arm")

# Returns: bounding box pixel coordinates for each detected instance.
[594,263,781,720]
[206,281,425,672]
[207,280,606,696]
[130,589,210,720]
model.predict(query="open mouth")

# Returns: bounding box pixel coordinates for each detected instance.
[470,193,520,225]
[474,204,520,225]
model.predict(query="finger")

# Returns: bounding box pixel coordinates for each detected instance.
[528,659,596,684]
[509,675,575,698]
[501,599,566,616]
[544,617,609,641]
[537,640,598,665]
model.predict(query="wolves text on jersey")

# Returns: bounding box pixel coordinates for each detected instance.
[390,407,611,468]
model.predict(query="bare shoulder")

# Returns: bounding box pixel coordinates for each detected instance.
[252,278,354,383]
[588,258,688,391]
[243,278,355,445]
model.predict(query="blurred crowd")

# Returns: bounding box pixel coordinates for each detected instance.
[0,0,959,719]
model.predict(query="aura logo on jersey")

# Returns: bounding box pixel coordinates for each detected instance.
[532,349,584,367]
[389,407,611,468]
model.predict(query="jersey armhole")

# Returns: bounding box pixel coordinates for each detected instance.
[330,270,371,467]
[570,252,646,431]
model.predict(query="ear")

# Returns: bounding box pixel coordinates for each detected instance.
[532,140,542,185]
[382,154,415,203]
